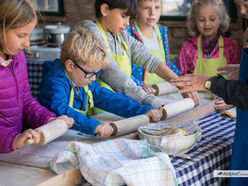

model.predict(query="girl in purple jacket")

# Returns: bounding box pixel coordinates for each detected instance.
[176,0,241,111]
[0,0,74,153]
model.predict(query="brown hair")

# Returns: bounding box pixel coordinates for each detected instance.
[187,0,230,37]
[60,25,109,69]
[0,0,37,48]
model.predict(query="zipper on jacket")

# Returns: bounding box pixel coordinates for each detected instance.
[11,63,21,132]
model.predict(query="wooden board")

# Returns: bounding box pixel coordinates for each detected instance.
[0,162,56,186]
[38,168,83,186]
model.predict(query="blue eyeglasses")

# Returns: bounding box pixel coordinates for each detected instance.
[72,60,104,79]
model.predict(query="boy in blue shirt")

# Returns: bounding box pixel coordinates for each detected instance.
[39,26,162,138]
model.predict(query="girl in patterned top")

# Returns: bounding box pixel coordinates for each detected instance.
[176,0,241,111]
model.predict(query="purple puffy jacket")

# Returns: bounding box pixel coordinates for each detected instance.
[0,51,55,153]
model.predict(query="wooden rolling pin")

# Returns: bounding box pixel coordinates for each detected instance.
[152,82,178,96]
[110,114,151,137]
[26,119,68,146]
[161,98,195,120]
[110,98,195,137]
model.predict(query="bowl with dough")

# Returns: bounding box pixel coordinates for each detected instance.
[137,121,202,155]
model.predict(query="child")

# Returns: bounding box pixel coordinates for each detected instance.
[80,0,199,108]
[177,0,240,76]
[127,0,181,94]
[0,0,73,153]
[176,0,241,111]
[39,26,163,138]
[172,2,248,185]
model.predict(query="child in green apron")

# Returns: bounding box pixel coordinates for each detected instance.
[80,0,199,115]
[176,0,241,111]
[39,26,163,138]
[127,0,181,94]
[171,1,248,184]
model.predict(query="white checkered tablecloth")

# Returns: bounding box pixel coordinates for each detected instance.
[26,59,47,99]
[74,113,235,186]
[172,112,235,186]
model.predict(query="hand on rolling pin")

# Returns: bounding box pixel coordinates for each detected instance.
[25,115,74,145]
[14,129,41,150]
[182,91,200,106]
[172,77,200,106]
[142,86,156,95]
[55,115,74,128]
[213,96,233,112]
[145,107,163,122]
[95,123,114,138]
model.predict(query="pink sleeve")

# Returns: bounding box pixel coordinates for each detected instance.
[223,38,241,65]
[229,40,241,65]
[0,125,17,153]
[176,40,197,75]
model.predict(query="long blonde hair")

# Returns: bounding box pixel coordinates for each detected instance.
[187,0,230,37]
[60,25,109,69]
[0,0,37,49]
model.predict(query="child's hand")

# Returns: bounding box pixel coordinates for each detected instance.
[56,115,74,128]
[142,86,156,94]
[217,64,240,80]
[95,123,114,138]
[14,129,41,150]
[182,91,200,106]
[145,107,163,122]
[214,97,233,112]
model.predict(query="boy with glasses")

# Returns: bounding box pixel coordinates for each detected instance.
[39,26,163,138]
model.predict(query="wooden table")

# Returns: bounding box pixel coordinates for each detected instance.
[0,93,217,185]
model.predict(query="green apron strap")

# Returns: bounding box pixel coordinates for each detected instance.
[84,86,94,109]
[96,21,111,53]
[154,25,164,50]
[117,35,128,54]
[65,70,94,115]
[153,25,166,63]
[218,36,224,58]
[197,35,203,59]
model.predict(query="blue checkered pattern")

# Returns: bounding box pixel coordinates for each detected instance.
[172,112,235,186]
[77,113,235,185]
[26,57,236,185]
[26,59,46,99]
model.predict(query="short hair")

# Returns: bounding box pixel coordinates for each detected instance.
[95,0,137,19]
[0,0,37,48]
[60,25,109,69]
[187,0,230,37]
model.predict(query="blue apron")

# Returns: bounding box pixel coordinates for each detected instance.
[230,48,248,186]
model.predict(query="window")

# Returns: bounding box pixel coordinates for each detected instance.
[162,0,193,17]
[161,0,237,22]
[30,0,64,16]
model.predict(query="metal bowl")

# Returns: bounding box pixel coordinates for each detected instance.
[138,125,202,155]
